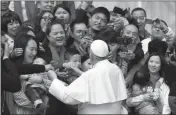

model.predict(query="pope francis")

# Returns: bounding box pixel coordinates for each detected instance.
[44,40,127,114]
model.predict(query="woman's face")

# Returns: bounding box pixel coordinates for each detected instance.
[55,7,70,24]
[82,58,92,72]
[23,39,37,64]
[148,55,161,74]
[48,24,66,47]
[7,20,20,36]
[40,12,53,28]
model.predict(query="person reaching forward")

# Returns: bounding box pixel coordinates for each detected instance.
[43,40,127,114]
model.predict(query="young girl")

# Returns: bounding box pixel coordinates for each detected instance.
[127,70,161,114]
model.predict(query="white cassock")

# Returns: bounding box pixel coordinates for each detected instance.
[49,60,128,114]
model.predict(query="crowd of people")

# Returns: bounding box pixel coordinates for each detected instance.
[1,1,176,115]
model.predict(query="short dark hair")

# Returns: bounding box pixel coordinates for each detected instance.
[91,7,110,23]
[53,4,71,16]
[45,19,65,36]
[131,7,147,17]
[133,70,150,87]
[148,39,168,56]
[70,19,87,32]
[64,48,80,61]
[81,54,89,63]
[2,11,22,33]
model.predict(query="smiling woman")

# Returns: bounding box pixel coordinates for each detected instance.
[1,11,22,53]
[39,19,67,68]
[126,52,171,114]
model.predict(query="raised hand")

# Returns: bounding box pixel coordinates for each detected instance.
[48,70,57,81]
[41,17,51,32]
[28,74,42,84]
[55,69,69,78]
[11,48,23,57]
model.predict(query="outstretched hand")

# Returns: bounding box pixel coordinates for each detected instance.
[48,70,58,81]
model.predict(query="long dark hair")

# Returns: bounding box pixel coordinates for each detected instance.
[143,52,167,84]
[15,25,35,40]
[14,34,39,64]
[2,11,22,33]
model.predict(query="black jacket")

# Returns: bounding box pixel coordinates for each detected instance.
[1,58,21,115]
[165,63,176,96]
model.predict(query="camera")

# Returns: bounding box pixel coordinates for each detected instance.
[116,36,133,46]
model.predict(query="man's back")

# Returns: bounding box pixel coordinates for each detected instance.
[78,101,122,114]
[66,60,127,114]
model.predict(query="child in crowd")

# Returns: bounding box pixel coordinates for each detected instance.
[56,48,82,85]
[17,57,49,114]
[128,71,160,114]
[81,54,92,72]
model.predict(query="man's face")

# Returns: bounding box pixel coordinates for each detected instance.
[122,25,139,44]
[89,13,108,31]
[37,1,54,11]
[1,1,10,11]
[132,10,146,31]
[72,23,88,42]
[151,22,165,39]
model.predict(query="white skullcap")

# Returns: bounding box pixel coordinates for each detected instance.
[90,40,109,57]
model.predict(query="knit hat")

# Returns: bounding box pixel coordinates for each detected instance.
[90,40,109,57]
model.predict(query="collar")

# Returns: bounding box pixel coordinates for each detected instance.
[93,59,109,68]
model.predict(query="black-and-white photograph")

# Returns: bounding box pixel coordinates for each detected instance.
[1,1,176,114]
